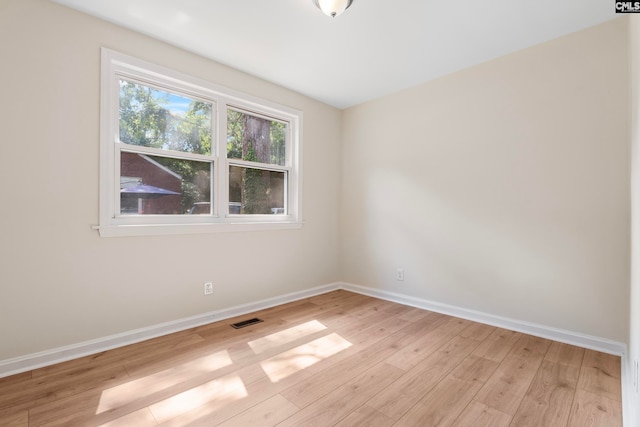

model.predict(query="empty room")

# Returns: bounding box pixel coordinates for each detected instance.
[1,0,639,426]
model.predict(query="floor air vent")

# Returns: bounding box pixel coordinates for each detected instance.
[231,318,264,329]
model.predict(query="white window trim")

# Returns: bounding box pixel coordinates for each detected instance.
[98,48,303,237]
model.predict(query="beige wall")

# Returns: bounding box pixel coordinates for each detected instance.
[0,0,342,360]
[341,18,630,342]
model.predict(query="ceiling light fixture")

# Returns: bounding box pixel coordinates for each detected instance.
[313,0,353,18]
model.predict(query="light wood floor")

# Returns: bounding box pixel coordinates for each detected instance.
[0,290,623,426]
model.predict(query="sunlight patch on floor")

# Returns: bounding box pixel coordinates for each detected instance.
[260,333,352,382]
[248,320,328,354]
[148,374,248,423]
[96,350,232,413]
[97,408,157,427]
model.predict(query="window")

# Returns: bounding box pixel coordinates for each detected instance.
[99,49,302,236]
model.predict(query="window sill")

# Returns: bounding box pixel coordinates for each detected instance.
[94,221,304,237]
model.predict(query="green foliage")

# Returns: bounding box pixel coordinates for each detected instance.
[227,109,244,160]
[119,81,169,148]
[119,82,286,215]
[119,80,212,155]
[269,122,286,165]
[243,168,270,214]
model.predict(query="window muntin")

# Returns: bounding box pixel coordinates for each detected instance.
[100,49,302,236]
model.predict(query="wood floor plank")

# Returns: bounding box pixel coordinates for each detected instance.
[566,389,623,427]
[31,332,205,380]
[472,328,522,363]
[285,297,374,326]
[367,335,481,420]
[148,372,250,424]
[0,290,622,427]
[473,335,551,416]
[334,405,395,427]
[152,365,309,426]
[194,315,290,342]
[123,321,289,377]
[393,355,498,426]
[544,342,585,368]
[97,408,158,427]
[304,289,357,305]
[451,401,512,427]
[225,325,335,370]
[459,322,496,342]
[215,394,298,427]
[0,363,129,414]
[510,360,579,426]
[321,307,410,344]
[28,389,104,427]
[396,307,446,323]
[395,376,482,427]
[28,345,242,427]
[384,316,470,370]
[276,362,405,427]
[334,296,401,320]
[259,332,354,383]
[0,407,28,427]
[305,290,371,309]
[509,334,552,359]
[0,371,31,385]
[279,316,415,408]
[241,319,328,355]
[577,350,622,402]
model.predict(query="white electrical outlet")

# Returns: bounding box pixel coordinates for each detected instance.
[396,268,404,281]
[204,282,213,295]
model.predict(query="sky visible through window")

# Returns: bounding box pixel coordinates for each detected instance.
[166,93,191,116]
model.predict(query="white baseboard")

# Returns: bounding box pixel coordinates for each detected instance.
[340,282,627,356]
[0,283,339,378]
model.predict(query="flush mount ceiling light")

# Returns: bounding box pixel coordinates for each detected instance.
[313,0,353,18]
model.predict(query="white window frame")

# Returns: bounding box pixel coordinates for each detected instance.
[98,49,302,237]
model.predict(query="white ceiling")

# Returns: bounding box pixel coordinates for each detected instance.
[52,0,617,109]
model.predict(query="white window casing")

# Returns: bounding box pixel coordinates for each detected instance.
[98,48,303,237]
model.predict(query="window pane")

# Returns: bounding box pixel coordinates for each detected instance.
[119,80,213,155]
[120,152,211,215]
[229,166,285,215]
[227,109,286,166]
